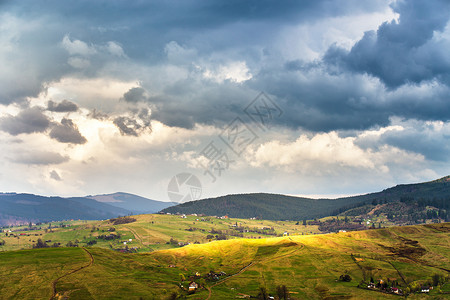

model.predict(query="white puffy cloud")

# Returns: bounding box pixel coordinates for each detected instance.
[61,35,97,56]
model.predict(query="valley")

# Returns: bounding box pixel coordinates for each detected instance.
[0,216,448,299]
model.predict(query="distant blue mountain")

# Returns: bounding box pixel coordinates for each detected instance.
[86,192,174,214]
[0,193,130,226]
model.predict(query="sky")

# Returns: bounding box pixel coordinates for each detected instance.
[0,0,449,202]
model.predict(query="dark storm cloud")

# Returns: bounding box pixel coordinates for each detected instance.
[149,80,254,129]
[324,0,450,88]
[249,64,450,132]
[355,120,450,162]
[49,118,87,144]
[113,117,140,136]
[3,1,386,33]
[9,151,69,165]
[1,0,392,135]
[122,87,148,103]
[381,130,450,162]
[47,100,79,112]
[0,107,51,135]
[0,0,389,102]
[113,108,152,136]
[2,0,450,136]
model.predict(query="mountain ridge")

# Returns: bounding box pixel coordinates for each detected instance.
[0,192,174,226]
[86,192,174,214]
[161,175,450,220]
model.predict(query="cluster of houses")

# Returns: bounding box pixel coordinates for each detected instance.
[420,286,433,293]
[367,279,435,295]
[177,270,228,294]
[367,278,403,295]
[367,283,403,295]
[164,211,262,221]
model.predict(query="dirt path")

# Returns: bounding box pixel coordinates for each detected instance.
[387,261,407,285]
[205,262,254,300]
[126,226,144,245]
[49,247,94,300]
[205,241,304,300]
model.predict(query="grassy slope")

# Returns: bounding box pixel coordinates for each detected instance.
[0,223,448,299]
[0,215,321,252]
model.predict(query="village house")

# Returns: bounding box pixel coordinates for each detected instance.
[188,281,199,291]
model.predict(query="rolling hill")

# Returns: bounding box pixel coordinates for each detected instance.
[86,192,173,214]
[161,175,450,220]
[0,222,448,299]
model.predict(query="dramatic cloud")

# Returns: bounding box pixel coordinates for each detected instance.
[0,107,50,135]
[0,0,449,200]
[113,117,140,136]
[122,87,149,103]
[356,118,450,162]
[49,118,87,144]
[324,0,450,88]
[113,108,152,136]
[47,100,79,112]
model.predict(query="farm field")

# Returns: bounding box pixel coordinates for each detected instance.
[0,222,448,299]
[0,214,322,253]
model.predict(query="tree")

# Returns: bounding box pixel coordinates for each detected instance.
[276,285,288,300]
[66,240,78,247]
[87,240,97,246]
[432,273,444,286]
[33,238,48,249]
[339,274,352,282]
[302,219,307,226]
[256,286,268,300]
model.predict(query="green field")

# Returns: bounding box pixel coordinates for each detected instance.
[0,214,321,252]
[0,218,448,299]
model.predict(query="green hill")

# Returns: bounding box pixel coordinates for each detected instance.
[161,176,450,220]
[0,222,448,299]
